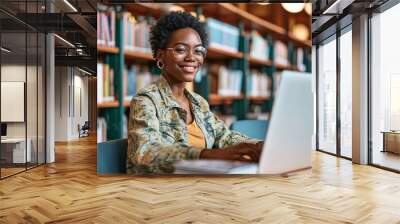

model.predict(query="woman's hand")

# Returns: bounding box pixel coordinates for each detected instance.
[199,142,263,163]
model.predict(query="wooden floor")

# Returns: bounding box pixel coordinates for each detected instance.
[373,150,400,171]
[1,167,26,178]
[1,136,400,223]
[1,163,45,178]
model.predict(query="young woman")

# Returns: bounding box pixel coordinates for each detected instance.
[127,11,263,174]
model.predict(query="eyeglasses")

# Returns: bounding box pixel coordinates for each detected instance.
[165,44,207,60]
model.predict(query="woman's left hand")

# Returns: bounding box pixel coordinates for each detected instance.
[240,141,263,161]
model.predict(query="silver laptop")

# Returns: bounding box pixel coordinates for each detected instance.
[174,71,314,174]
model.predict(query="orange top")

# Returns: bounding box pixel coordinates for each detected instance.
[187,120,206,149]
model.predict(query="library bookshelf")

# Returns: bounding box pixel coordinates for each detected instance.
[97,3,311,141]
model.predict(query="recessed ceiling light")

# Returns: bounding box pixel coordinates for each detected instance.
[281,3,305,13]
[78,67,93,76]
[63,0,78,12]
[54,34,75,48]
[322,0,355,14]
[292,24,309,41]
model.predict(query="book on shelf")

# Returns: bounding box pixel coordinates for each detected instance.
[122,11,153,53]
[123,65,137,102]
[97,62,115,103]
[296,48,306,72]
[97,117,107,143]
[207,64,242,97]
[206,18,240,53]
[97,5,115,47]
[214,65,243,97]
[250,31,269,61]
[97,115,127,142]
[122,114,128,139]
[123,65,159,102]
[247,70,271,98]
[274,40,289,66]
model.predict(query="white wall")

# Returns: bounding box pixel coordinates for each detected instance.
[55,66,69,141]
[1,65,36,138]
[54,66,89,141]
[73,73,89,138]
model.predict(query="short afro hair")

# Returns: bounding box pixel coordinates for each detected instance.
[150,11,208,59]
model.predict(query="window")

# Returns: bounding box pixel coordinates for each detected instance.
[371,3,400,171]
[339,27,352,158]
[317,35,337,154]
[0,0,47,179]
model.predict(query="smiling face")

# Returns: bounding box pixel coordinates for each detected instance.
[157,28,205,83]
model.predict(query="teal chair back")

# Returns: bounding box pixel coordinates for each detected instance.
[230,120,269,140]
[97,139,127,174]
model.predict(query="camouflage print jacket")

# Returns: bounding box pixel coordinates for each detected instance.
[127,75,257,174]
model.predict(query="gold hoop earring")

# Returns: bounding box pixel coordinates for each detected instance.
[157,60,164,70]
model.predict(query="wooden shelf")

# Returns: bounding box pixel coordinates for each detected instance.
[209,94,243,105]
[274,63,301,72]
[123,101,131,107]
[179,4,310,48]
[290,65,301,72]
[249,56,273,67]
[97,45,119,54]
[125,50,153,62]
[97,101,134,108]
[124,3,164,18]
[98,101,119,108]
[179,3,285,37]
[207,46,243,59]
[218,3,286,36]
[275,63,292,71]
[248,96,270,104]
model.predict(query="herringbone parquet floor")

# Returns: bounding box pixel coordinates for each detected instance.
[1,135,400,223]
